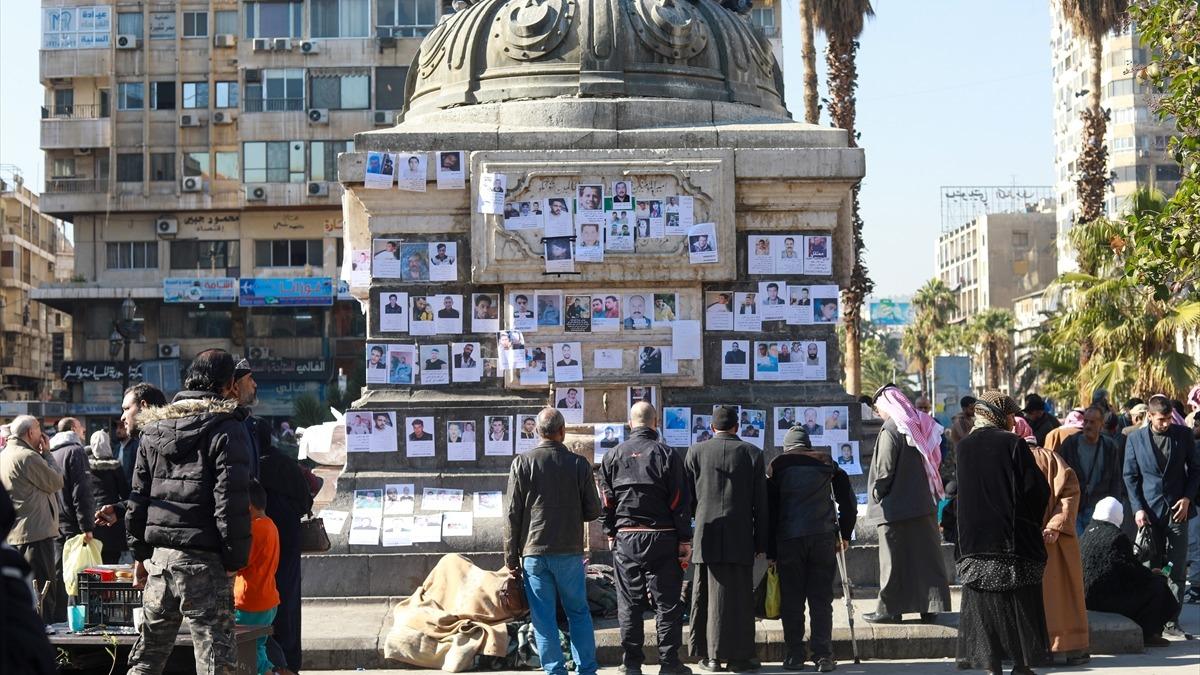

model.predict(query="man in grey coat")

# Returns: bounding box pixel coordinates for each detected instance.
[864,386,952,624]
[685,406,768,672]
[48,417,95,622]
[1,415,63,620]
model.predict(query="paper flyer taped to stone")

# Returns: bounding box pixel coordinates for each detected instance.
[364,151,396,189]
[594,423,624,463]
[478,172,506,214]
[442,512,474,538]
[594,348,623,369]
[804,234,832,275]
[428,242,458,281]
[663,406,691,447]
[704,291,733,331]
[435,151,465,190]
[671,320,702,360]
[484,415,514,455]
[515,414,539,454]
[720,340,750,380]
[471,293,500,333]
[473,491,504,518]
[419,345,449,385]
[383,484,416,516]
[382,516,413,547]
[446,420,477,461]
[318,509,349,536]
[396,153,427,192]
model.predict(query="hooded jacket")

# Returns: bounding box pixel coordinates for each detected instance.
[126,391,252,571]
[49,430,95,538]
[766,449,857,558]
[0,437,63,545]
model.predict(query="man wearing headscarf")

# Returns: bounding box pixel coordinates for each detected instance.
[1016,417,1090,665]
[863,385,952,624]
[1080,497,1179,645]
[84,429,130,564]
[954,391,1051,674]
[1122,403,1149,437]
[1044,408,1085,453]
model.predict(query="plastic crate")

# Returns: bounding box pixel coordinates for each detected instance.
[77,572,142,627]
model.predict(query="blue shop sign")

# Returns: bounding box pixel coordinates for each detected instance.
[164,277,238,303]
[239,277,334,307]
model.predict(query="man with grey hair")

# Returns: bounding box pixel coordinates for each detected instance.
[1,415,63,620]
[600,402,692,675]
[49,416,95,622]
[505,408,601,675]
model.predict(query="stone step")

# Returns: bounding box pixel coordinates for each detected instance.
[300,593,1146,671]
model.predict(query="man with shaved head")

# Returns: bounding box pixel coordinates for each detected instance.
[600,402,692,675]
[505,408,602,675]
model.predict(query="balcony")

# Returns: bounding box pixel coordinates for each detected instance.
[40,105,111,149]
[41,177,108,215]
[40,48,113,81]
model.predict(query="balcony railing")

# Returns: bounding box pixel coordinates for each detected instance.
[243,98,305,113]
[42,103,108,120]
[45,177,106,194]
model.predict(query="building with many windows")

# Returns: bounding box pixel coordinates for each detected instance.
[32,0,784,428]
[1,169,73,403]
[1049,8,1179,274]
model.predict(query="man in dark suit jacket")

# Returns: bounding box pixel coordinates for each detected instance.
[684,406,767,672]
[1060,406,1124,534]
[723,343,746,365]
[1123,395,1200,631]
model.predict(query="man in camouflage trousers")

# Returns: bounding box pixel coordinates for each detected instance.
[126,350,252,675]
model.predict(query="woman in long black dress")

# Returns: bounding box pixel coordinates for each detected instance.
[955,391,1052,674]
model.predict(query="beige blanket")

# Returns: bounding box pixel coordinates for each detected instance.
[383,554,523,672]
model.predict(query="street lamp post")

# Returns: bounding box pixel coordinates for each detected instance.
[108,296,142,394]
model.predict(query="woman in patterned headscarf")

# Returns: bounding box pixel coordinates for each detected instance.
[955,390,1052,674]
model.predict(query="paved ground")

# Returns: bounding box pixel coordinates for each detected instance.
[303,595,1199,672]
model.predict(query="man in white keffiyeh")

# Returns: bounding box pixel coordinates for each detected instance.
[864,384,953,625]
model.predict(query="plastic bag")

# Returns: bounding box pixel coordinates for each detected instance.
[62,534,103,596]
[763,565,781,619]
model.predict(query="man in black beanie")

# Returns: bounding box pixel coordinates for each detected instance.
[767,427,857,672]
[684,406,768,672]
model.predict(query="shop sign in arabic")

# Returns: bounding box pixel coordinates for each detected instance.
[238,278,334,307]
[255,359,329,378]
[163,277,238,303]
[61,361,143,383]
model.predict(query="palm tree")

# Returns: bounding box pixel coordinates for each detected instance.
[969,309,1016,390]
[913,278,957,324]
[1057,0,1128,258]
[799,0,820,124]
[812,0,874,396]
[900,321,934,398]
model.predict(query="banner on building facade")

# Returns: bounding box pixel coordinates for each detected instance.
[164,277,239,303]
[61,361,143,383]
[253,359,330,378]
[869,298,914,326]
[42,6,111,49]
[255,380,326,416]
[238,277,335,307]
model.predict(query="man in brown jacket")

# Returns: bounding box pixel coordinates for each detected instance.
[0,415,64,620]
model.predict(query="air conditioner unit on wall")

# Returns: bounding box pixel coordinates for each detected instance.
[307,108,329,124]
[116,34,140,49]
[307,181,329,197]
[245,184,268,201]
[248,346,272,360]
[299,40,320,54]
[158,343,181,359]
[155,216,179,236]
[373,110,394,126]
[179,114,202,128]
[212,110,236,125]
[272,37,292,51]
[181,176,203,192]
[252,38,271,52]
[74,148,93,156]
[214,34,236,48]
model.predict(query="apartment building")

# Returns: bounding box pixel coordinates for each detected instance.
[0,170,73,403]
[31,0,784,427]
[1049,8,1180,274]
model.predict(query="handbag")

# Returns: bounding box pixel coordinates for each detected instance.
[299,512,332,553]
[1133,524,1160,565]
[498,568,528,615]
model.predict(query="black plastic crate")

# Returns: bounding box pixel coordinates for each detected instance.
[77,573,142,627]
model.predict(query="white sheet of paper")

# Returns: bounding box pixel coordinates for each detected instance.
[671,320,702,360]
[411,515,443,543]
[396,153,427,192]
[594,349,623,369]
[663,406,691,448]
[473,491,504,518]
[381,516,413,547]
[435,151,465,190]
[364,152,396,189]
[318,509,349,536]
[478,172,506,214]
[442,512,474,538]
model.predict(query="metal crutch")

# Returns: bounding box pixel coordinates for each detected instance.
[831,485,862,664]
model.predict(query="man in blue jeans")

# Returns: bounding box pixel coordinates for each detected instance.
[505,408,602,675]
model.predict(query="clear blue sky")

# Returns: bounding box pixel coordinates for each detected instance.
[0,0,1055,296]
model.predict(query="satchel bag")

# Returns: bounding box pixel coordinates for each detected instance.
[498,568,528,615]
[1133,523,1161,565]
[299,512,332,553]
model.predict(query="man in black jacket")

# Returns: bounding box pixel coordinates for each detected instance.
[685,406,768,672]
[505,408,601,675]
[126,349,252,675]
[1059,406,1123,534]
[767,427,856,673]
[117,383,169,484]
[600,402,692,675]
[48,417,95,622]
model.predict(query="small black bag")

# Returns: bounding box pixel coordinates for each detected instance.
[299,512,332,553]
[1133,524,1161,565]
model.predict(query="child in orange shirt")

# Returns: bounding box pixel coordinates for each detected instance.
[235,480,280,675]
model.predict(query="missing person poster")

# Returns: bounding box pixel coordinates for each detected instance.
[435,151,465,190]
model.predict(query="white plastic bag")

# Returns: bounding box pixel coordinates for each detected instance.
[62,534,103,596]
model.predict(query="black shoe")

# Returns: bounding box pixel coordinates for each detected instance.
[697,659,724,673]
[814,657,836,672]
[726,660,761,672]
[862,611,900,624]
[1184,591,1200,604]
[781,656,806,671]
[920,612,939,624]
[617,666,643,675]
[1145,633,1171,647]
[1065,654,1090,666]
[659,664,692,675]
[1163,622,1192,639]
[1010,668,1037,675]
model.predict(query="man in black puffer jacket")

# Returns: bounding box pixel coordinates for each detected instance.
[766,426,857,673]
[126,349,252,675]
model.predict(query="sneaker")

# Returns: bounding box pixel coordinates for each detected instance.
[726,660,761,672]
[697,659,724,673]
[658,663,692,675]
[814,657,836,672]
[1162,623,1191,639]
[781,656,806,671]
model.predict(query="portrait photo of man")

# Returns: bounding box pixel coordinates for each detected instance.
[431,243,454,266]
[519,416,537,440]
[724,341,746,364]
[424,348,446,370]
[408,418,433,441]
[556,344,579,367]
[612,180,631,206]
[578,184,603,212]
[453,344,477,369]
[557,387,582,409]
[437,296,460,318]
[384,294,404,314]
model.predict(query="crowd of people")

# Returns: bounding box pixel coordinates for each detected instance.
[505,384,1199,675]
[1,349,318,675]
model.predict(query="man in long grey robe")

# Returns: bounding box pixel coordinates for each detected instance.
[685,406,768,672]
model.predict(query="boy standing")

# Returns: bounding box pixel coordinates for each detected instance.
[235,481,281,675]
